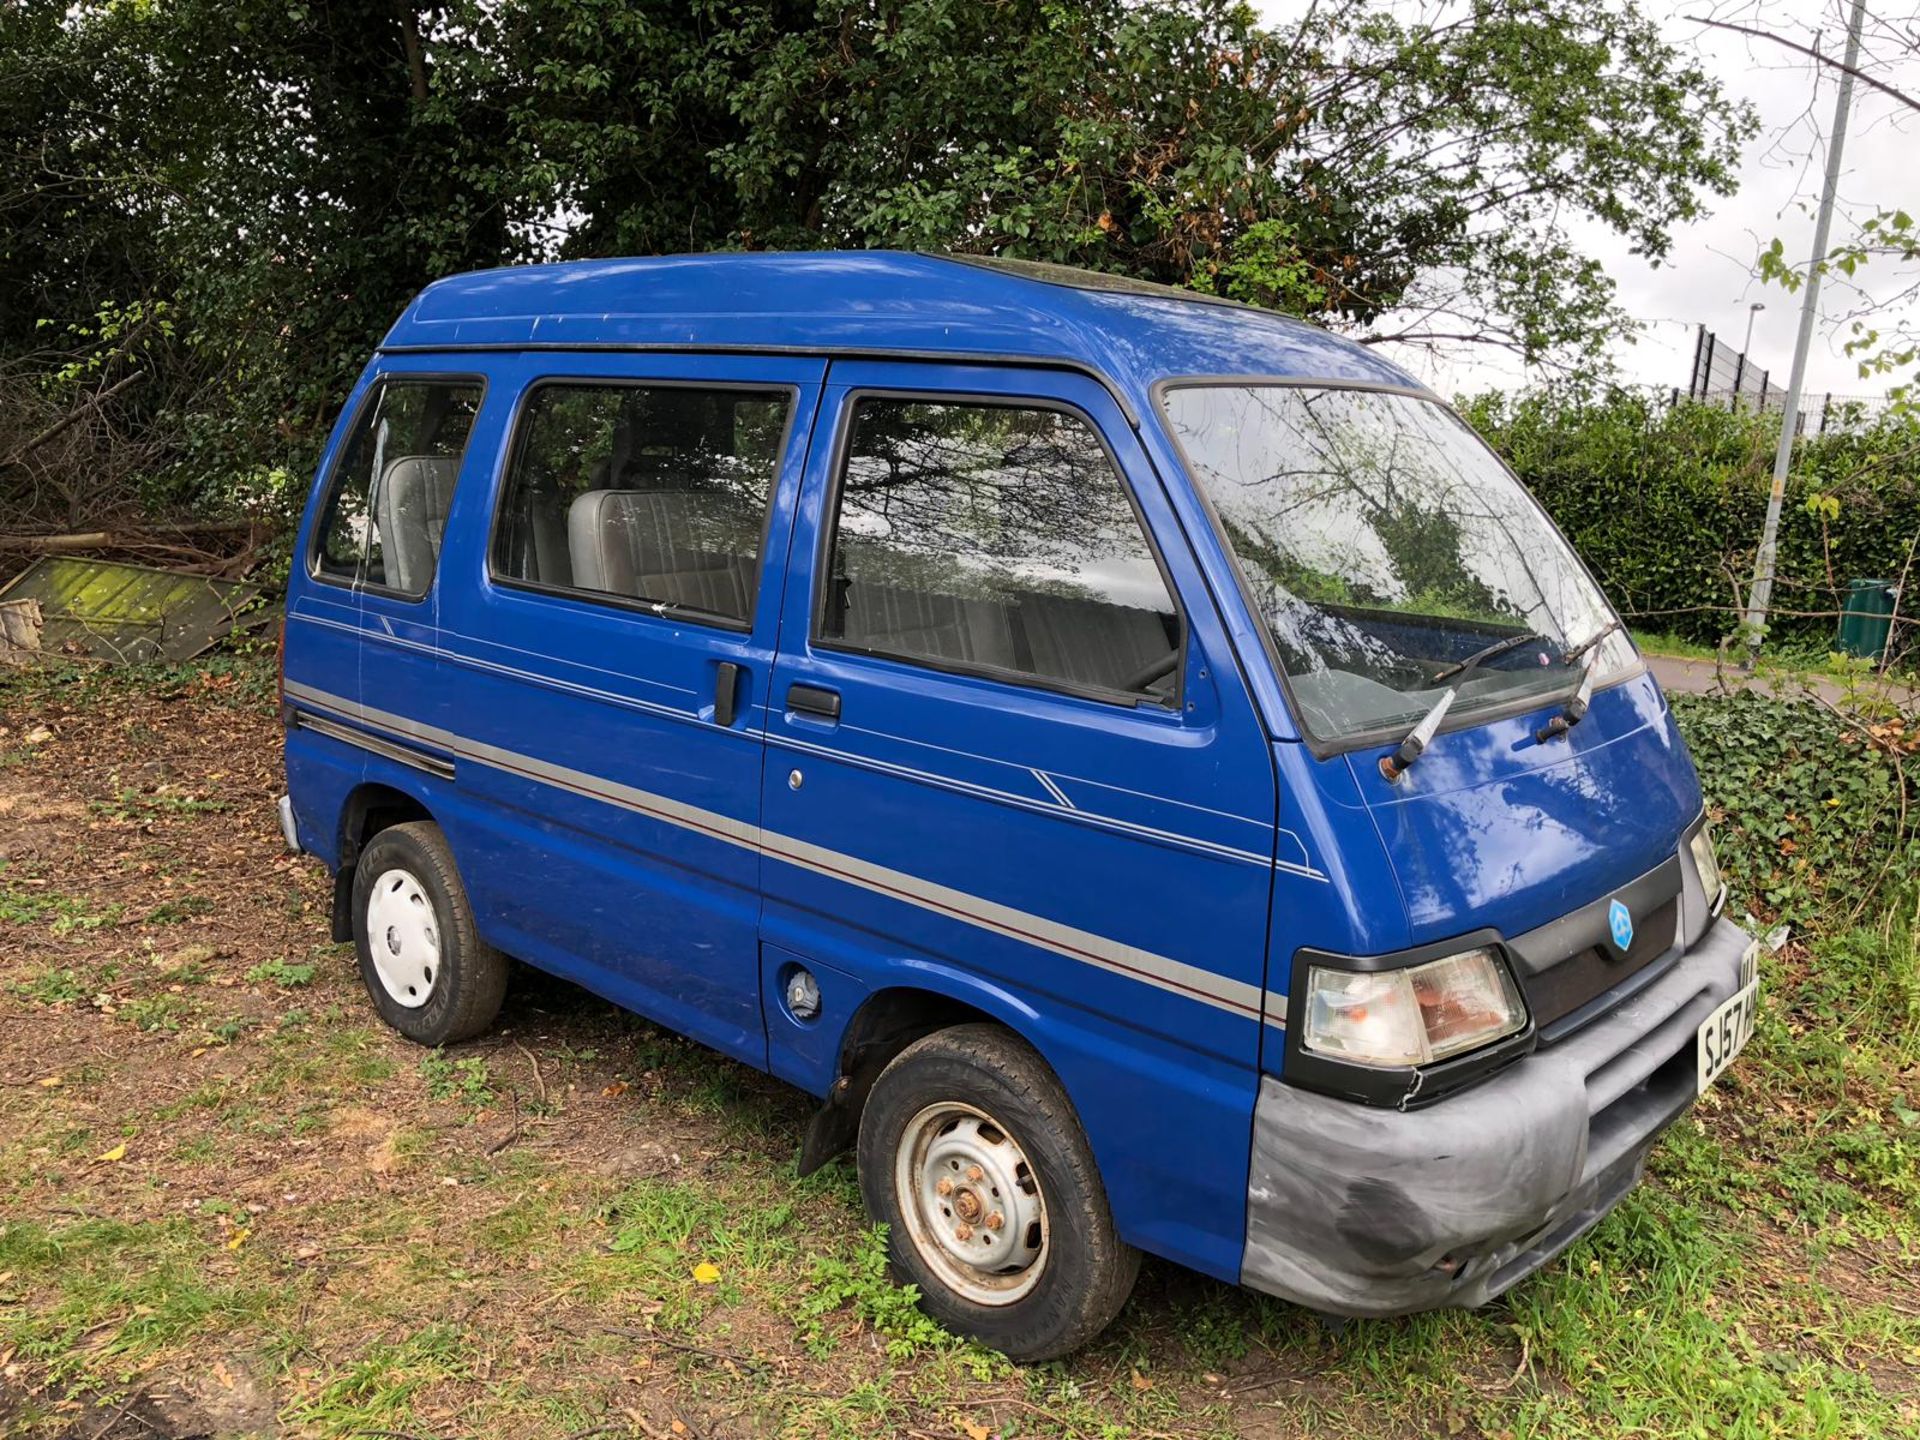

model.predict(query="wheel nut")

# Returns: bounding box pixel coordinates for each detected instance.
[954,1223,974,1241]
[985,1211,1004,1231]
[935,1178,953,1197]
[966,1165,984,1182]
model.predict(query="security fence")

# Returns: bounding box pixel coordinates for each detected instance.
[1682,326,1889,434]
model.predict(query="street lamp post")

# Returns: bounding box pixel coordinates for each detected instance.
[1742,302,1764,360]
[1743,0,1869,660]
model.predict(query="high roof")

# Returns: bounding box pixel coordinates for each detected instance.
[380,251,1421,396]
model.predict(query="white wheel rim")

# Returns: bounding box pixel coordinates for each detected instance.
[893,1101,1049,1306]
[365,868,440,1009]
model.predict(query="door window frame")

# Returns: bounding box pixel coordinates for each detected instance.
[306,370,490,605]
[809,386,1190,712]
[483,373,803,635]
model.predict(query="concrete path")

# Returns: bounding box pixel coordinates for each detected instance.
[1645,652,1915,707]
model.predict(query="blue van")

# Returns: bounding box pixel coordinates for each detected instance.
[279,252,1759,1359]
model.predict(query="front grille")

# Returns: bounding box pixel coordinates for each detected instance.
[1526,896,1680,1034]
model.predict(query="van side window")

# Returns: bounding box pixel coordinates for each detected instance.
[313,379,483,597]
[491,383,789,625]
[820,398,1180,702]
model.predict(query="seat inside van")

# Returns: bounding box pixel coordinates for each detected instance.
[830,546,1176,693]
[567,488,759,618]
[376,455,460,594]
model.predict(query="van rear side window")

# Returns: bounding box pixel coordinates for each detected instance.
[313,378,483,597]
[819,398,1180,703]
[491,383,790,626]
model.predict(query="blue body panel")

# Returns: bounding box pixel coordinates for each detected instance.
[381,252,1414,397]
[281,252,1708,1297]
[755,361,1280,1279]
[1351,673,1703,945]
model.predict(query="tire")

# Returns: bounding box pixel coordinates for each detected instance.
[349,820,507,1047]
[856,1023,1140,1361]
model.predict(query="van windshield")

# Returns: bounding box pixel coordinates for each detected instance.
[1161,384,1636,745]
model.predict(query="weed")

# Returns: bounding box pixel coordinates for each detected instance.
[419,1051,494,1110]
[145,895,215,925]
[0,885,123,934]
[156,947,216,984]
[0,1217,274,1378]
[1674,691,1917,926]
[282,1324,470,1431]
[120,995,188,1033]
[90,787,230,821]
[245,957,317,988]
[10,968,83,1005]
[208,1015,258,1045]
[798,1225,953,1360]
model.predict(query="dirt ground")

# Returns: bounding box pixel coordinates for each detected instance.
[1,667,1916,1440]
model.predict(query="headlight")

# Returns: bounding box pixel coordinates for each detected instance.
[1301,947,1527,1069]
[1688,823,1725,909]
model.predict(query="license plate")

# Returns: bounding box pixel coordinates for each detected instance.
[1697,946,1761,1094]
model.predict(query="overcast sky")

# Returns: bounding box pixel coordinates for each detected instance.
[1259,0,1920,399]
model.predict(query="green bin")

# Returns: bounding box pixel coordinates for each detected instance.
[1836,578,1897,660]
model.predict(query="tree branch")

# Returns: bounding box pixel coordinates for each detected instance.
[0,371,147,472]
[394,3,429,105]
[1684,15,1920,118]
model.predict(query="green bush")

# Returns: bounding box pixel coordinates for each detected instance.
[1465,390,1920,653]
[1671,691,1919,926]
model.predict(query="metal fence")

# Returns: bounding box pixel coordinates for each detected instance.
[1681,326,1890,434]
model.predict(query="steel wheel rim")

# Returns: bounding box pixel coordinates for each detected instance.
[893,1100,1048,1306]
[365,867,440,1010]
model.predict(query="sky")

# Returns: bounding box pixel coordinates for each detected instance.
[1258,0,1920,400]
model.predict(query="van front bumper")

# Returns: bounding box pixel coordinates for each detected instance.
[1242,914,1751,1316]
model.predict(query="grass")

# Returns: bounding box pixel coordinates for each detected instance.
[281,1325,473,1432]
[0,1216,280,1380]
[2,657,1919,1438]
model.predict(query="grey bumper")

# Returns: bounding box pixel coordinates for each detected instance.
[1243,914,1751,1316]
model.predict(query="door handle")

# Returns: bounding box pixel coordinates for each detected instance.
[714,662,742,727]
[786,683,842,721]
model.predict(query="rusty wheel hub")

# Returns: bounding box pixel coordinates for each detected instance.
[894,1102,1049,1306]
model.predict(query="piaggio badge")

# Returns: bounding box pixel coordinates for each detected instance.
[1608,898,1634,953]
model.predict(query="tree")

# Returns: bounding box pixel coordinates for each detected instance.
[479,0,1754,362]
[1,0,1756,526]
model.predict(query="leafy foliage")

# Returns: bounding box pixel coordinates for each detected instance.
[1662,694,1920,1246]
[1468,389,1920,653]
[1,0,1752,526]
[1672,691,1918,927]
[797,1224,953,1360]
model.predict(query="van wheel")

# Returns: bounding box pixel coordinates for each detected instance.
[857,1024,1139,1362]
[349,821,506,1047]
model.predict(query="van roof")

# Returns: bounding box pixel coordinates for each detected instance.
[380,251,1422,397]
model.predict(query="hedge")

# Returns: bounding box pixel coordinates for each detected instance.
[1461,390,1920,655]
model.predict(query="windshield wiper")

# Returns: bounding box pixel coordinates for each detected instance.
[1431,631,1548,683]
[1536,654,1598,744]
[1379,687,1456,782]
[1559,619,1622,666]
[1532,621,1621,742]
